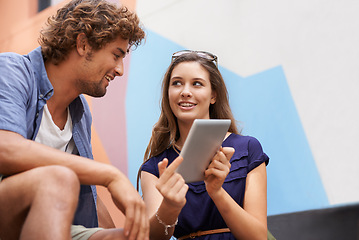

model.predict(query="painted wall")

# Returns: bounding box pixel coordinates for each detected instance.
[128,0,359,215]
[1,0,358,228]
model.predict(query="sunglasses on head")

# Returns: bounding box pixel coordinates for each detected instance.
[171,50,218,67]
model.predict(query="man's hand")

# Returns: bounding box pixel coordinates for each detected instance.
[107,174,149,240]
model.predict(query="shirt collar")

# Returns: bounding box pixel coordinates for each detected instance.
[28,47,86,122]
[27,46,53,100]
[69,95,86,123]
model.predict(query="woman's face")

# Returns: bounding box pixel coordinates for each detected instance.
[168,61,216,125]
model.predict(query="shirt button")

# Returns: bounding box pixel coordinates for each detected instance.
[39,94,44,98]
[36,113,39,117]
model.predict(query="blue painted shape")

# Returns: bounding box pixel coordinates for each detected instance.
[221,66,329,214]
[127,30,329,215]
[126,31,183,187]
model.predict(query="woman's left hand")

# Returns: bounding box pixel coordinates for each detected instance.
[204,147,235,195]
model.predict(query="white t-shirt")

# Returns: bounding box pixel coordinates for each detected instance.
[35,104,75,153]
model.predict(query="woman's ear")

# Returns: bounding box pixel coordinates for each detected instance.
[211,92,217,104]
[76,33,89,56]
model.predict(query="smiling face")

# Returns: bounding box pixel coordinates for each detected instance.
[77,35,129,97]
[168,61,216,125]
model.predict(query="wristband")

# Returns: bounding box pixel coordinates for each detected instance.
[155,211,178,235]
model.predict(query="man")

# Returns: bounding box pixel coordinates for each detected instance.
[0,0,148,239]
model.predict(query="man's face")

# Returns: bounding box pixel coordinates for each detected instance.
[77,36,129,97]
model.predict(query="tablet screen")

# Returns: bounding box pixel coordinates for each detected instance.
[176,119,231,183]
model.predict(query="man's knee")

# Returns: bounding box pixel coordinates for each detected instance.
[35,166,80,198]
[0,166,80,239]
[37,165,78,183]
[0,166,79,202]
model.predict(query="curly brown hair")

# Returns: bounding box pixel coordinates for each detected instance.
[39,0,145,65]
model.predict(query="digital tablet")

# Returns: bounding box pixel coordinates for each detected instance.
[175,119,231,183]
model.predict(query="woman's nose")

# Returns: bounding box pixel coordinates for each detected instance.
[181,86,192,97]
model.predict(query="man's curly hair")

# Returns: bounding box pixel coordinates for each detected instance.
[39,0,145,65]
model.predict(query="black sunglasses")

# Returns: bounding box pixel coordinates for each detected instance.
[171,50,218,67]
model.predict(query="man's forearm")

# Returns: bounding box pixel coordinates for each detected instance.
[0,130,121,187]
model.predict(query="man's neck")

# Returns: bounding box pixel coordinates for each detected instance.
[44,54,80,129]
[46,98,70,130]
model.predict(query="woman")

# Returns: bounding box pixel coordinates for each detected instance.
[138,50,269,240]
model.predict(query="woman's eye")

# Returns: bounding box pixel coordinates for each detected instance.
[172,80,182,86]
[114,54,120,59]
[193,81,203,86]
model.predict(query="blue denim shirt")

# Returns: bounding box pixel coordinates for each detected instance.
[0,47,98,228]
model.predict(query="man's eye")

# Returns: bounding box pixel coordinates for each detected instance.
[114,54,120,59]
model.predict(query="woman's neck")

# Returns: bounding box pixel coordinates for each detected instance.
[176,120,193,148]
